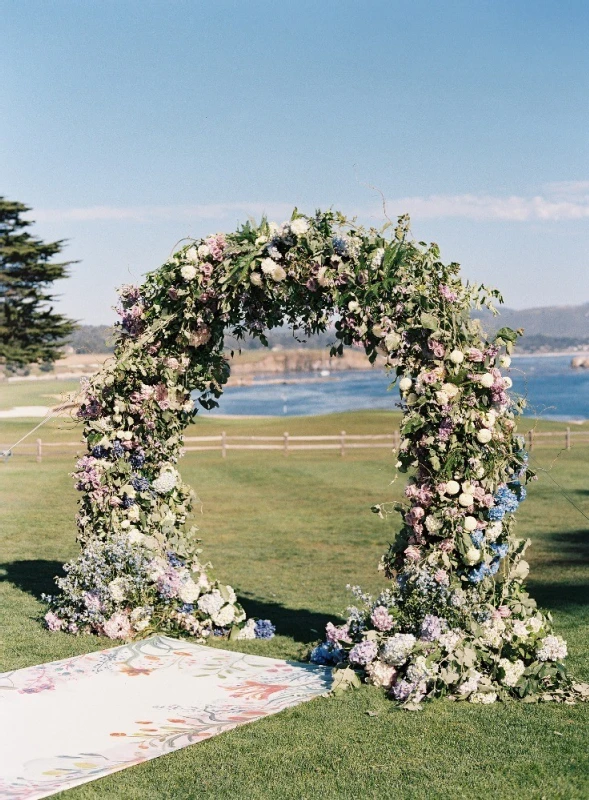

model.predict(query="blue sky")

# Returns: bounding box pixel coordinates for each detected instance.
[2,0,588,324]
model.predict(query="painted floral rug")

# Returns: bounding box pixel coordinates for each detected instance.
[0,636,331,800]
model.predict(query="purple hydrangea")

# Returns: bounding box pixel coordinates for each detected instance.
[419,614,444,642]
[348,640,378,666]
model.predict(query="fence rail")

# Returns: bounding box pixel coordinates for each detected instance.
[2,428,589,462]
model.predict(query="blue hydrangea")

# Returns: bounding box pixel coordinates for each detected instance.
[509,481,527,502]
[122,494,135,508]
[132,476,150,492]
[111,440,125,459]
[91,445,108,459]
[130,450,145,468]
[180,603,194,613]
[167,552,185,567]
[470,531,485,547]
[213,627,230,637]
[332,235,348,255]
[488,558,501,575]
[468,563,490,583]
[490,542,509,558]
[254,619,276,639]
[310,642,343,665]
[495,485,519,513]
[488,505,506,521]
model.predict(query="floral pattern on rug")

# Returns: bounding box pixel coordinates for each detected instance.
[0,636,330,800]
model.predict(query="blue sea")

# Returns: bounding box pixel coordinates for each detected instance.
[205,355,589,420]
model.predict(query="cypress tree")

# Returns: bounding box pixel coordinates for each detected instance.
[0,197,77,368]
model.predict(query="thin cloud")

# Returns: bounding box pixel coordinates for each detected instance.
[32,187,589,225]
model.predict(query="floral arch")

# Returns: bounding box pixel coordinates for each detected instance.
[46,210,583,705]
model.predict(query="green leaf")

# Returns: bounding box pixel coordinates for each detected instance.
[420,312,439,331]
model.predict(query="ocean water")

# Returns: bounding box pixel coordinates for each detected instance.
[204,355,589,420]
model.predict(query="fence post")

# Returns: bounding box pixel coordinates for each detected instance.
[340,430,346,457]
[283,431,289,456]
[527,429,534,452]
[566,426,571,450]
[36,438,42,463]
[221,430,227,459]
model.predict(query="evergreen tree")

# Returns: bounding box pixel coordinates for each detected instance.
[0,197,77,368]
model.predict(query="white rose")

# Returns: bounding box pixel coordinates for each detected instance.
[435,391,449,405]
[348,300,360,312]
[499,355,511,368]
[181,263,197,281]
[477,429,493,444]
[185,246,199,263]
[459,493,475,507]
[197,244,211,258]
[482,411,497,428]
[503,376,513,388]
[372,324,385,338]
[250,271,263,286]
[260,257,277,274]
[270,264,287,282]
[399,377,412,392]
[465,547,482,565]
[290,218,309,235]
[463,516,478,532]
[480,373,494,388]
[445,480,461,495]
[441,383,458,399]
[449,350,464,364]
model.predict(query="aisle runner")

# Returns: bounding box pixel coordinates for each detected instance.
[0,636,331,800]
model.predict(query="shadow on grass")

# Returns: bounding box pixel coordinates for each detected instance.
[0,560,65,599]
[528,580,589,610]
[0,560,339,644]
[237,595,342,643]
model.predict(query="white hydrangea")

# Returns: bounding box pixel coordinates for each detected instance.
[127,528,145,545]
[366,659,396,688]
[486,521,503,541]
[213,604,235,627]
[438,630,462,652]
[148,557,168,582]
[108,577,128,603]
[499,657,525,687]
[458,669,482,695]
[480,619,505,649]
[152,469,178,494]
[470,691,497,704]
[425,515,443,534]
[178,579,200,604]
[371,247,385,268]
[237,619,257,640]
[130,607,151,632]
[197,589,225,618]
[180,263,197,281]
[511,620,529,639]
[528,616,543,633]
[290,218,309,235]
[537,635,568,662]
[381,633,416,666]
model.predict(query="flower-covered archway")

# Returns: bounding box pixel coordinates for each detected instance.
[46,210,583,705]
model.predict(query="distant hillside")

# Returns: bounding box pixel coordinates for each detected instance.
[473,303,589,339]
[69,303,589,355]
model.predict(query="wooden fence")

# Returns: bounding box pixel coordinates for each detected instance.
[2,427,589,462]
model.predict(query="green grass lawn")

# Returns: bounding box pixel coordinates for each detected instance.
[1,403,588,799]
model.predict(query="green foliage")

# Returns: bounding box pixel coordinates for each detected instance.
[0,197,77,368]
